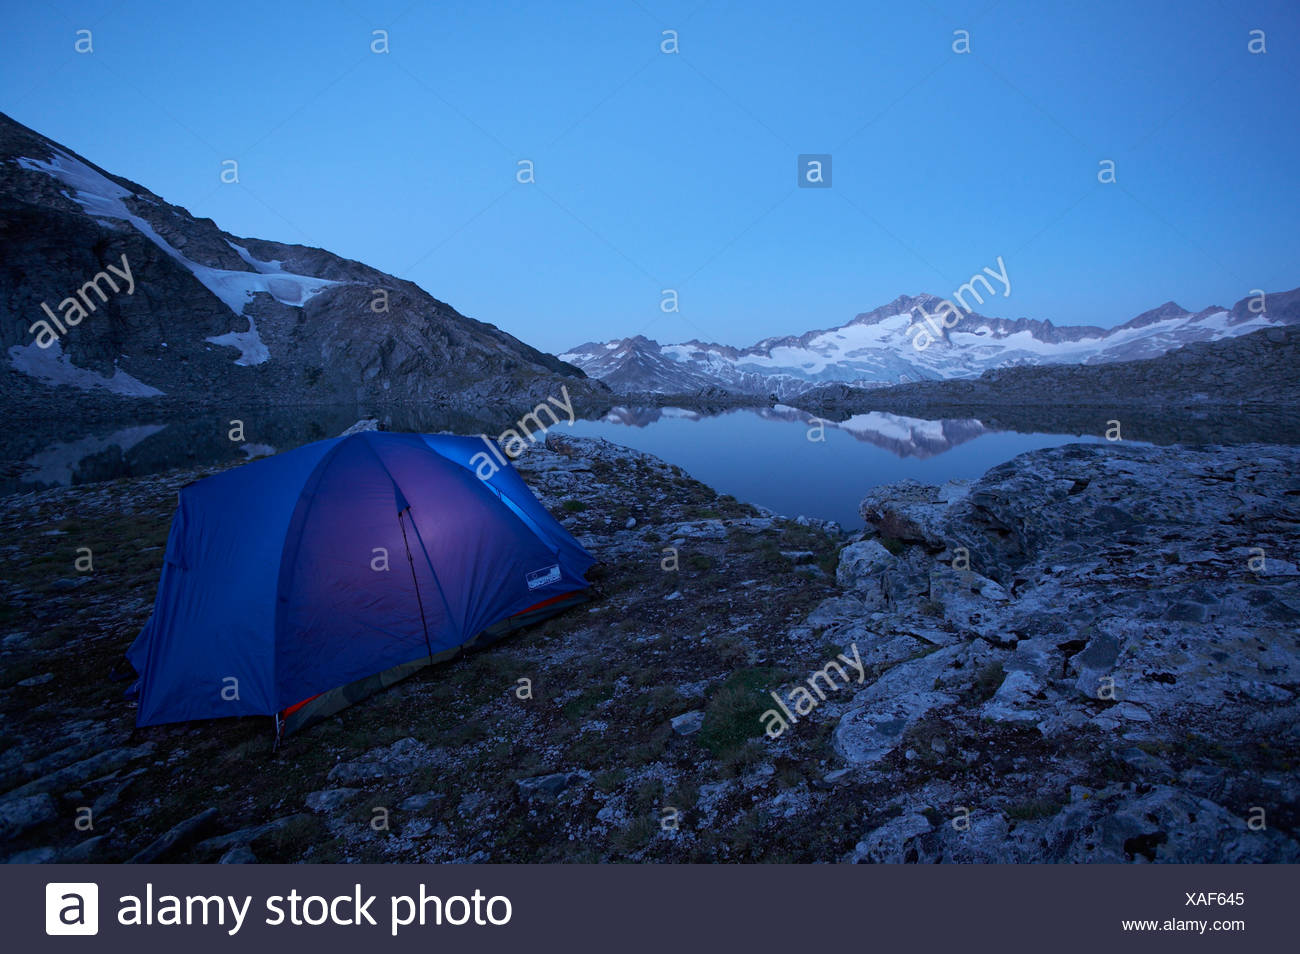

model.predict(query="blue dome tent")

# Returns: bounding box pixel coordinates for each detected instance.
[127,431,595,734]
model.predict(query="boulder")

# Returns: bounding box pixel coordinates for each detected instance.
[858,479,955,548]
[327,737,437,783]
[128,807,219,863]
[305,788,361,813]
[516,772,584,800]
[399,792,444,812]
[670,710,705,735]
[61,835,108,862]
[835,540,896,592]
[7,743,155,798]
[194,814,309,855]
[846,812,933,863]
[0,792,57,840]
[833,689,954,767]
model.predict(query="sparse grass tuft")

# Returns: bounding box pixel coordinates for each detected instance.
[698,666,785,759]
[1005,797,1064,822]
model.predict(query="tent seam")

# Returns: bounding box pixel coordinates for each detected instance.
[354,433,464,640]
[272,435,352,713]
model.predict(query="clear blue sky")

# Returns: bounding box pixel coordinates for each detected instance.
[4,0,1298,353]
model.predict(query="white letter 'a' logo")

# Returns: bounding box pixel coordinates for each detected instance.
[45,883,99,935]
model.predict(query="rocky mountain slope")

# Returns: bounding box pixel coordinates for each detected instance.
[565,336,729,395]
[0,112,599,418]
[563,289,1299,397]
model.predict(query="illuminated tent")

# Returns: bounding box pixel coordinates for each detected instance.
[127,431,594,734]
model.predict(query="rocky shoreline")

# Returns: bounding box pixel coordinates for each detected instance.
[1,433,1296,862]
[830,442,1299,861]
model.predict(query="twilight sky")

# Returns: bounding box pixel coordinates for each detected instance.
[4,0,1298,353]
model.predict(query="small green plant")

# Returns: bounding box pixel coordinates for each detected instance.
[698,666,785,759]
[254,815,328,861]
[718,740,767,777]
[594,769,627,793]
[818,550,840,577]
[562,499,587,512]
[973,662,1005,702]
[1005,797,1063,821]
[611,814,658,855]
[686,553,713,572]
[877,535,908,556]
[561,686,608,719]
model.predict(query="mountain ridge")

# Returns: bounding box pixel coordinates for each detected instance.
[562,287,1298,397]
[791,320,1300,412]
[0,111,598,418]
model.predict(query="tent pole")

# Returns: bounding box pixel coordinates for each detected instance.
[398,507,436,663]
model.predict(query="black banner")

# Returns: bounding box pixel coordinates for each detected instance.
[13,864,1293,951]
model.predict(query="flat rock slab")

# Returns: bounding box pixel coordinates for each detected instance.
[8,743,155,799]
[399,792,444,812]
[516,772,584,800]
[128,807,218,863]
[0,792,56,840]
[833,690,955,767]
[306,788,361,813]
[194,813,312,855]
[670,710,705,735]
[327,737,438,783]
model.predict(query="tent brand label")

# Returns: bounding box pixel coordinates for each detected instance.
[526,564,561,589]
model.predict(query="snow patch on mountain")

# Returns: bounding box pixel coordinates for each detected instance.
[16,151,342,366]
[204,320,270,366]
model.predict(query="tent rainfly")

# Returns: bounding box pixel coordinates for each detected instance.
[127,431,595,735]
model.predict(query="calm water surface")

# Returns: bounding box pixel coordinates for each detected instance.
[566,406,1114,528]
[7,402,1289,529]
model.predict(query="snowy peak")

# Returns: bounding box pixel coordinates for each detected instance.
[561,335,722,394]
[847,293,939,327]
[1115,300,1193,331]
[564,287,1300,397]
[1229,286,1300,325]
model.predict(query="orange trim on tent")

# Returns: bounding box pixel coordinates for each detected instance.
[282,694,321,718]
[514,591,581,614]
